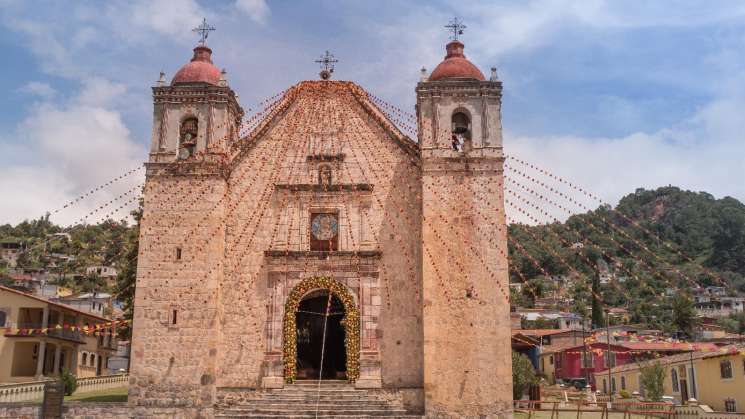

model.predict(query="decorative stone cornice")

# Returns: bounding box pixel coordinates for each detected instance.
[416,80,502,100]
[306,153,346,162]
[145,158,227,178]
[153,84,244,122]
[264,250,382,259]
[274,183,373,192]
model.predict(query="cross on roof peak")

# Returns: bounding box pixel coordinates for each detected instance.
[445,17,466,41]
[315,50,339,80]
[193,18,215,46]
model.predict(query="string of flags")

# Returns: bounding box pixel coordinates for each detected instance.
[4,319,130,337]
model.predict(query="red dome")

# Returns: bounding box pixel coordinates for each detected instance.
[429,40,485,82]
[172,46,221,86]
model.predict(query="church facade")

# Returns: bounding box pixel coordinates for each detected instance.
[130,34,512,418]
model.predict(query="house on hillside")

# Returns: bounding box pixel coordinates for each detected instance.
[0,286,118,382]
[591,324,662,344]
[85,265,118,279]
[518,309,588,330]
[555,342,631,390]
[514,329,588,384]
[0,239,24,268]
[555,341,717,390]
[692,286,744,317]
[595,345,745,412]
[6,273,42,294]
[53,292,113,317]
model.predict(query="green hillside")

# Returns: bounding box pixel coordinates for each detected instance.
[508,186,745,332]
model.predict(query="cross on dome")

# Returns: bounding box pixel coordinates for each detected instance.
[445,17,466,41]
[192,18,215,46]
[315,50,339,80]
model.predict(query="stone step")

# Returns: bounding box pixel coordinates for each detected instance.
[215,409,414,417]
[227,401,398,407]
[289,383,351,386]
[222,408,409,414]
[237,395,398,401]
[214,384,417,418]
[224,395,398,400]
[216,416,421,419]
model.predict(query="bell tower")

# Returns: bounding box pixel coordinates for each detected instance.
[131,22,243,408]
[417,21,512,418]
[148,40,243,163]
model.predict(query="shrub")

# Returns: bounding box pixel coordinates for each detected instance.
[512,352,537,400]
[639,362,665,401]
[59,369,77,396]
[619,389,631,399]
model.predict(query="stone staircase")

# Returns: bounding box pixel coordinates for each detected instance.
[215,380,422,418]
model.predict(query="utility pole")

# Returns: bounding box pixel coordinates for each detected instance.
[582,314,589,384]
[606,308,613,406]
[688,346,697,401]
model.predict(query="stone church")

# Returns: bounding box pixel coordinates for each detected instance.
[130,29,512,418]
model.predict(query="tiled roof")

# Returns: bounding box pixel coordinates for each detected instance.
[0,285,110,322]
[600,344,745,374]
[619,342,719,352]
[514,329,578,337]
[540,341,584,354]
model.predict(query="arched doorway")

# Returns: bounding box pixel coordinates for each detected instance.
[283,277,360,383]
[295,290,347,379]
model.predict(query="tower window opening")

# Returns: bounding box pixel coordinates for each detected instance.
[451,111,471,152]
[175,247,182,260]
[178,117,198,159]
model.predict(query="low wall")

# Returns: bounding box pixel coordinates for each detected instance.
[0,403,215,418]
[0,402,38,419]
[0,374,129,403]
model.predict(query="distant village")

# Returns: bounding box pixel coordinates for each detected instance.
[510,266,745,413]
[0,237,129,384]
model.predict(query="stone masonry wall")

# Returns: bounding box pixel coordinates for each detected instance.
[417,78,512,418]
[129,173,226,407]
[216,81,423,389]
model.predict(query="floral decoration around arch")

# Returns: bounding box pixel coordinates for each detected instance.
[282,276,360,383]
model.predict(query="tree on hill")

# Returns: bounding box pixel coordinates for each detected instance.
[114,200,143,340]
[591,274,604,328]
[671,294,699,338]
[708,199,745,276]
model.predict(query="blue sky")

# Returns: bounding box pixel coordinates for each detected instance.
[1,0,744,224]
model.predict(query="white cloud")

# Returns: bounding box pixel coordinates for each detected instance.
[74,78,128,107]
[453,1,745,60]
[19,81,56,99]
[0,80,146,225]
[504,96,745,224]
[124,0,206,41]
[235,0,270,24]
